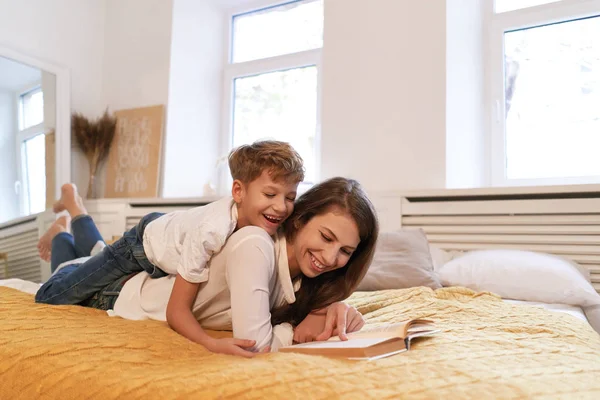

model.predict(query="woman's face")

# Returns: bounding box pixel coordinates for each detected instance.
[288,207,361,279]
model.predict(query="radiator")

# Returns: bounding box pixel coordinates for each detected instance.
[124,199,218,231]
[399,191,600,293]
[0,218,41,282]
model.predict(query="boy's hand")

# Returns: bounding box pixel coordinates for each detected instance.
[205,338,258,358]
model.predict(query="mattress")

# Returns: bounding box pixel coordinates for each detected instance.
[1,285,599,399]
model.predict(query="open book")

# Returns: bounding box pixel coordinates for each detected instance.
[279,319,439,360]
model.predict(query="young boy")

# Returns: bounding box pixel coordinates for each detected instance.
[151,140,304,354]
[35,141,304,326]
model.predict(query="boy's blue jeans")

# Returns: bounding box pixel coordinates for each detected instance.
[35,212,167,305]
[49,214,105,273]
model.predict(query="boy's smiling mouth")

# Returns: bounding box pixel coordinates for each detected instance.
[263,214,283,224]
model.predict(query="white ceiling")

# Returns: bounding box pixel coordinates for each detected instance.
[0,56,43,91]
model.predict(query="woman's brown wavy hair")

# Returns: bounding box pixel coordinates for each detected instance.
[271,177,379,326]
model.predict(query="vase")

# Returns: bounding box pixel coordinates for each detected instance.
[87,162,98,199]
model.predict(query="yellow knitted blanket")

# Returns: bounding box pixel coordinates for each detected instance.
[1,286,599,399]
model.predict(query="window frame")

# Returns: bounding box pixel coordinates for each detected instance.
[15,83,45,215]
[489,0,600,186]
[19,85,44,131]
[220,0,323,193]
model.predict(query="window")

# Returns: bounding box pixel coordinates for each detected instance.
[232,0,323,63]
[223,0,323,188]
[22,133,46,213]
[17,86,45,214]
[495,0,562,13]
[19,87,44,130]
[490,0,600,186]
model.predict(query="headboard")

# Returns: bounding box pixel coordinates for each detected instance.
[372,185,600,294]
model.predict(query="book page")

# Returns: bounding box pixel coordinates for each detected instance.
[289,337,392,349]
[407,324,436,334]
[318,319,435,343]
[325,322,408,342]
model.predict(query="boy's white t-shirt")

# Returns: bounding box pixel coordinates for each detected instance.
[112,227,298,351]
[142,196,237,283]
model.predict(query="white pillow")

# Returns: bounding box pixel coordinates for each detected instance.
[428,245,464,272]
[438,249,600,308]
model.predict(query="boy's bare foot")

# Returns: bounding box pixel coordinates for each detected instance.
[37,216,70,262]
[53,183,87,217]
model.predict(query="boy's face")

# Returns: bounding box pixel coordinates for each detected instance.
[232,170,299,235]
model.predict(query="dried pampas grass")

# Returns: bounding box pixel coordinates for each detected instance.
[72,110,116,198]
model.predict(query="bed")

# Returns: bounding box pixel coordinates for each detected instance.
[1,285,599,399]
[2,187,600,399]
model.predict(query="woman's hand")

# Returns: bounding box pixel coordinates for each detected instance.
[315,302,364,341]
[293,312,327,344]
[294,302,365,343]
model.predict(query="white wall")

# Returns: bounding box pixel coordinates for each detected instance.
[1,0,488,205]
[446,0,486,188]
[0,90,19,222]
[0,0,106,196]
[102,0,173,112]
[0,0,175,199]
[162,0,225,197]
[320,0,447,192]
[0,0,105,118]
[96,0,174,197]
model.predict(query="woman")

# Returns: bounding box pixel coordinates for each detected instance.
[37,178,379,356]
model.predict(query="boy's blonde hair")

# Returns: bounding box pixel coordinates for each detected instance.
[228,140,305,184]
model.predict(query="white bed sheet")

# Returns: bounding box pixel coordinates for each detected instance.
[0,278,41,295]
[503,299,589,325]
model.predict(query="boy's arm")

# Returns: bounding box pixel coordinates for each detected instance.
[166,274,257,357]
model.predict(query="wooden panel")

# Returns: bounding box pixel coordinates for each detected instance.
[105,105,165,198]
[418,225,600,235]
[426,234,600,246]
[403,215,600,226]
[123,201,215,231]
[428,242,600,255]
[0,253,7,279]
[125,206,194,219]
[402,198,600,215]
[0,225,41,282]
[564,255,600,264]
[0,233,38,248]
[588,266,600,274]
[45,130,56,210]
[125,216,141,231]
